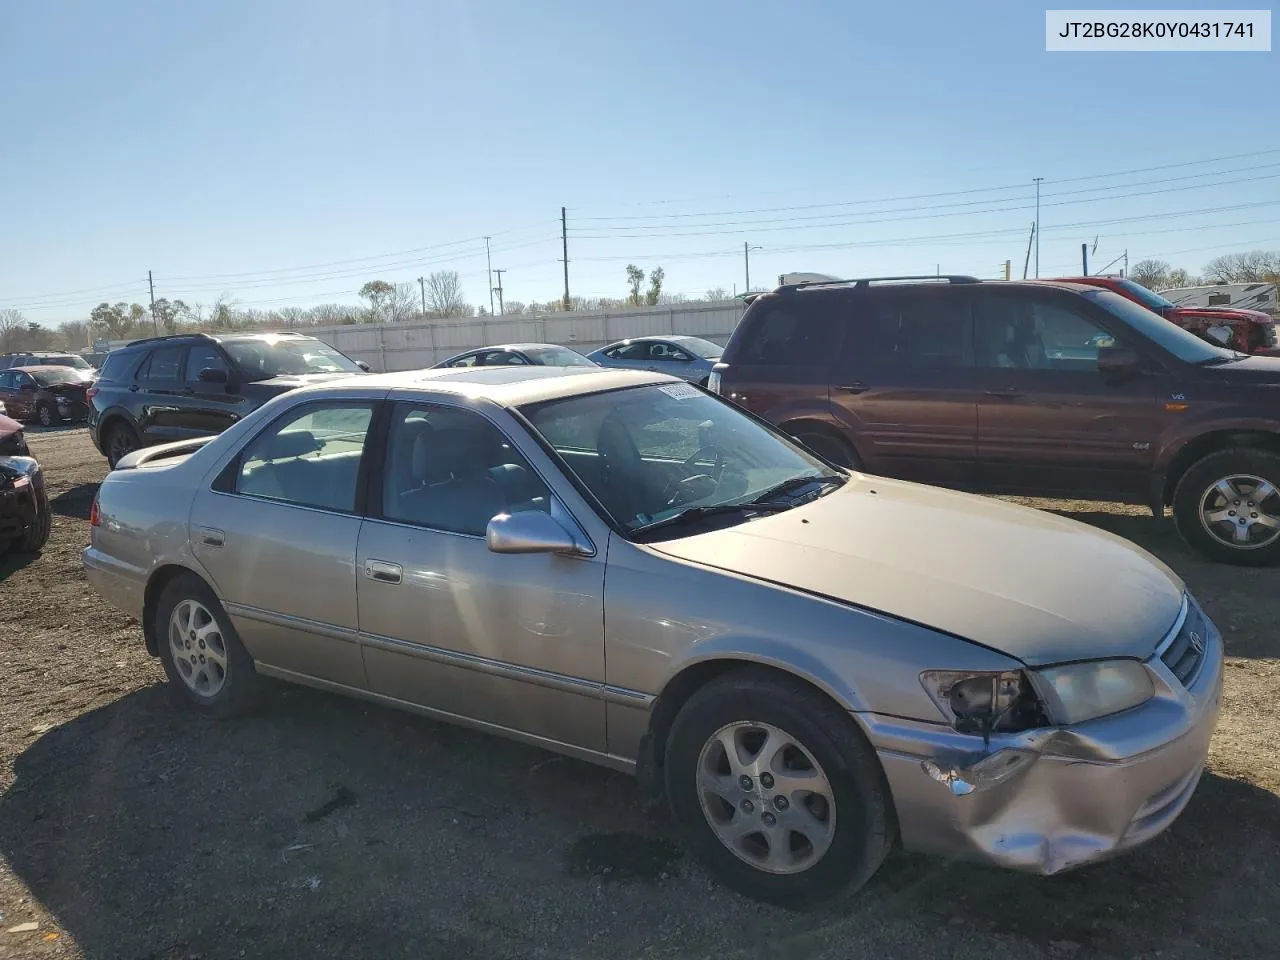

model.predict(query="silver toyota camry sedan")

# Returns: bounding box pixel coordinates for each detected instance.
[84,366,1222,905]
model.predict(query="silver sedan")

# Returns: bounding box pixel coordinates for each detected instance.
[84,366,1221,905]
[585,335,723,384]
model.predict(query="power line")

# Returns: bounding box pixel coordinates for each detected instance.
[573,148,1280,222]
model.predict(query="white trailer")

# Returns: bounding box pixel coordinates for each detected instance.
[1158,282,1278,315]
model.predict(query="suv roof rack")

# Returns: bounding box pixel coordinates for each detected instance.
[121,330,312,348]
[122,332,217,348]
[773,275,982,294]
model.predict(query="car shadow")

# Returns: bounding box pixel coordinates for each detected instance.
[0,547,39,581]
[49,483,99,521]
[2,683,1279,959]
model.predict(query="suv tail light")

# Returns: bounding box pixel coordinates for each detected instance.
[89,495,100,527]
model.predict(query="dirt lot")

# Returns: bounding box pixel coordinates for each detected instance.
[1,427,1278,960]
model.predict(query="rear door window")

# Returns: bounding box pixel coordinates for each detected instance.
[139,346,185,381]
[733,294,845,366]
[840,291,971,371]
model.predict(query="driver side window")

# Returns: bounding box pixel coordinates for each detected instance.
[973,295,1114,371]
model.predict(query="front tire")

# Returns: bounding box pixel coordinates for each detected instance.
[16,488,50,552]
[155,573,263,717]
[664,668,894,906]
[36,403,56,427]
[1173,448,1280,566]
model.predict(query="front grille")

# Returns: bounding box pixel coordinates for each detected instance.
[1160,602,1208,687]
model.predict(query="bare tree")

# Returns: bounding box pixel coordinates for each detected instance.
[1165,267,1200,289]
[388,282,419,322]
[0,309,26,352]
[277,307,309,328]
[58,319,91,350]
[358,281,395,322]
[423,271,469,318]
[1202,250,1280,284]
[502,300,526,315]
[703,287,730,301]
[1129,259,1171,290]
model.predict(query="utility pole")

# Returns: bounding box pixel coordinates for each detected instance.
[417,276,427,317]
[484,236,494,317]
[744,242,761,292]
[561,207,571,312]
[1004,259,1012,281]
[147,270,159,335]
[1022,221,1035,279]
[1081,243,1089,276]
[493,268,506,316]
[1033,177,1044,278]
[1123,249,1129,278]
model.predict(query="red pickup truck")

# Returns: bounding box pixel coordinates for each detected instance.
[1049,275,1279,355]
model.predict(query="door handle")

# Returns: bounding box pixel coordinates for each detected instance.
[984,388,1022,399]
[129,384,140,392]
[364,559,403,584]
[834,383,868,395]
[197,526,225,547]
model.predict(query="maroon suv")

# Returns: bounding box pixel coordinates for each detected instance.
[711,275,1280,565]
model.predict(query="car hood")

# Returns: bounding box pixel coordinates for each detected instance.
[648,476,1184,666]
[1172,306,1274,324]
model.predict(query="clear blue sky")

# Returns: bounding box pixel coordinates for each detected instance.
[2,0,1277,326]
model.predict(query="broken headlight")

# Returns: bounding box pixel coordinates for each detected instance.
[1032,659,1153,725]
[919,670,1048,740]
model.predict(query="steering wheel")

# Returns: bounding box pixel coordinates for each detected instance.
[661,445,726,508]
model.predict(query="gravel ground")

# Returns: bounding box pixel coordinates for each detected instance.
[1,427,1278,960]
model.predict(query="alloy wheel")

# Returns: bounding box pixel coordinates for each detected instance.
[168,599,229,697]
[695,721,837,875]
[1199,474,1280,551]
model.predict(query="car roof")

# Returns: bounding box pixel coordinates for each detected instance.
[304,365,671,406]
[11,364,79,374]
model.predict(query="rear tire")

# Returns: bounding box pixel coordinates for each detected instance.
[155,573,264,718]
[104,421,140,468]
[1172,448,1280,566]
[664,668,894,906]
[790,428,861,470]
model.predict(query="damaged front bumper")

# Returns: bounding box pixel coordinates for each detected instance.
[0,456,46,541]
[865,607,1224,876]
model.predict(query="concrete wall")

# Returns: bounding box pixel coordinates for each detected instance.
[306,301,746,371]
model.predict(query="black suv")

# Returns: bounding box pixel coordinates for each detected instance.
[89,332,370,467]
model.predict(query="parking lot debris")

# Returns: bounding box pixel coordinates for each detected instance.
[6,922,38,934]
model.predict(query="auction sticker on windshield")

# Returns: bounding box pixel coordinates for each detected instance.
[659,382,699,400]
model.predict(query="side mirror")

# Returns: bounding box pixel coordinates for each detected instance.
[1097,343,1141,379]
[198,367,229,384]
[356,360,371,372]
[486,511,586,555]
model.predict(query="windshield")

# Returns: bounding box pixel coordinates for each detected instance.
[222,338,363,380]
[522,382,841,533]
[522,345,596,367]
[1085,290,1238,363]
[29,367,91,386]
[675,337,724,359]
[1114,279,1175,312]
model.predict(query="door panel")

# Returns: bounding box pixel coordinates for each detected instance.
[189,401,376,686]
[829,289,978,486]
[355,402,606,751]
[972,291,1166,500]
[135,345,192,441]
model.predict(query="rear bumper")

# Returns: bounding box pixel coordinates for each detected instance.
[83,545,147,620]
[865,609,1223,875]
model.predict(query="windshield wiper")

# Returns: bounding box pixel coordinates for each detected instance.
[1197,354,1247,366]
[631,501,793,537]
[748,474,845,505]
